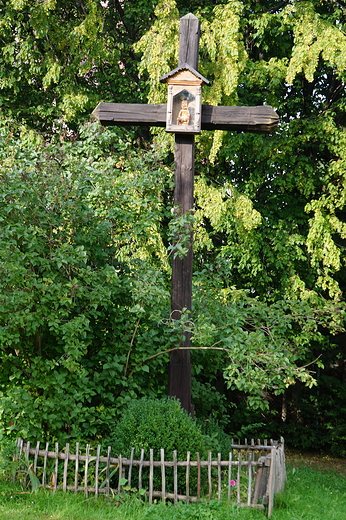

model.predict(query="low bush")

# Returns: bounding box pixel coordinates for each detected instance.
[104,397,206,459]
[104,397,207,495]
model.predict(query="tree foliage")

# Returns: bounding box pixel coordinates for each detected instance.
[0,0,156,130]
[0,0,346,450]
[0,121,177,441]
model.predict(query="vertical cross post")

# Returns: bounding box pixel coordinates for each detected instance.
[168,14,200,415]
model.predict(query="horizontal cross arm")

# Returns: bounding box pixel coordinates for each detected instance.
[91,103,279,133]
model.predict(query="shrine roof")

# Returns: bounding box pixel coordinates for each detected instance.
[159,64,210,85]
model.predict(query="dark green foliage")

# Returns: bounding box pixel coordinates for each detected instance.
[0,121,177,443]
[0,0,346,457]
[0,0,156,131]
[105,397,206,458]
[105,396,207,495]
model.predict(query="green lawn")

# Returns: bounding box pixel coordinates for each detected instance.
[1,462,345,520]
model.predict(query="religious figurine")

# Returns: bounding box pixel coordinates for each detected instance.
[177,99,190,125]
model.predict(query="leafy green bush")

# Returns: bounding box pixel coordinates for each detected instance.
[0,438,15,480]
[104,397,207,496]
[105,397,206,459]
[198,417,231,459]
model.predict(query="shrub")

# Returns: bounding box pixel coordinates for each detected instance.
[105,397,206,459]
[104,397,207,496]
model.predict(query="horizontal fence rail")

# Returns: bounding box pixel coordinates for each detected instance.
[15,437,285,516]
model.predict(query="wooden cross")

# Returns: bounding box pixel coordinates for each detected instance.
[91,14,279,416]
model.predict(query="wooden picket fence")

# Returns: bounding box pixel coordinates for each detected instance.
[15,437,286,516]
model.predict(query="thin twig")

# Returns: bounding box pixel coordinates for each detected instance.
[124,317,141,377]
[127,345,227,380]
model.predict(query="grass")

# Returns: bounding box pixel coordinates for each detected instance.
[1,458,346,520]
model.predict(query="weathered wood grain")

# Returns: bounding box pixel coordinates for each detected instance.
[168,133,194,414]
[91,102,279,133]
[178,13,200,69]
[17,437,285,514]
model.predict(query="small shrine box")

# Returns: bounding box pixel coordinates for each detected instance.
[159,64,209,134]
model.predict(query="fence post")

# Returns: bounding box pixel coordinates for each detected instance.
[149,449,154,505]
[173,450,178,505]
[161,448,166,503]
[84,444,90,497]
[63,443,69,492]
[53,443,59,492]
[95,444,101,498]
[267,446,276,517]
[186,451,190,503]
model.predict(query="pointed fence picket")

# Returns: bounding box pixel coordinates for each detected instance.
[15,437,285,516]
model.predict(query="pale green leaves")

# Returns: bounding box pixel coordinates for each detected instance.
[194,177,262,252]
[285,2,346,83]
[42,62,62,89]
[200,1,247,106]
[135,0,179,104]
[135,0,247,109]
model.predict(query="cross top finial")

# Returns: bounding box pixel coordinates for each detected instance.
[181,13,198,20]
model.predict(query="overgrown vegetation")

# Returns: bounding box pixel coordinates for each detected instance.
[105,397,206,458]
[1,0,346,454]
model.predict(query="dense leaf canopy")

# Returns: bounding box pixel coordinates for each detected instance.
[0,0,345,451]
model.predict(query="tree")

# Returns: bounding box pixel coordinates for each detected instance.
[135,0,346,444]
[0,121,178,441]
[0,0,346,450]
[0,0,156,130]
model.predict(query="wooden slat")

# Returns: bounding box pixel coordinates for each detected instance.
[207,452,212,500]
[173,450,178,505]
[149,449,154,505]
[237,451,241,507]
[118,454,123,493]
[138,449,144,490]
[105,446,111,498]
[74,443,79,493]
[252,458,265,505]
[91,103,279,134]
[63,443,69,492]
[217,452,222,501]
[247,450,252,507]
[128,447,134,488]
[186,451,190,503]
[74,442,79,493]
[25,441,31,461]
[228,449,233,500]
[17,438,24,457]
[161,448,166,503]
[197,452,201,500]
[42,443,49,487]
[267,448,275,517]
[95,444,101,498]
[54,443,59,492]
[84,445,90,497]
[33,442,40,475]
